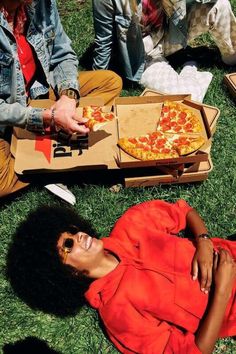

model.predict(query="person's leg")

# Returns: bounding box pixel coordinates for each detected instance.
[78,70,122,106]
[187,2,236,65]
[0,138,29,198]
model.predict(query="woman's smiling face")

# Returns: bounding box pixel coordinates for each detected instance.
[57,231,104,277]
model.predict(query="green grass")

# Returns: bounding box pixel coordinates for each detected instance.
[1,0,236,353]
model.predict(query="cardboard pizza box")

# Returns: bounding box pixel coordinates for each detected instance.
[11,94,219,188]
[123,156,213,187]
[11,97,119,175]
[114,94,218,169]
[224,73,236,99]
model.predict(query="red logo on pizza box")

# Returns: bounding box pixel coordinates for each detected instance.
[35,133,88,163]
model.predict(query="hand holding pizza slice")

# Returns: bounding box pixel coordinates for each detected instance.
[83,106,115,131]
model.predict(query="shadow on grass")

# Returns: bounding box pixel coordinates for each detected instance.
[6,205,95,317]
[3,337,61,354]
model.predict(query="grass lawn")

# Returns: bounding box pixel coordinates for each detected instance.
[1,0,236,353]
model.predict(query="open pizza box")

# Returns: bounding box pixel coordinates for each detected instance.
[11,92,219,186]
[224,73,236,100]
[11,97,119,175]
[114,92,219,179]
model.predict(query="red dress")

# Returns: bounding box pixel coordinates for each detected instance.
[85,200,236,354]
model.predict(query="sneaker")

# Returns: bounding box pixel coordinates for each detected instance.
[44,183,76,205]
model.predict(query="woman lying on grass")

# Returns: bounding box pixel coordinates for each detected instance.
[8,200,236,354]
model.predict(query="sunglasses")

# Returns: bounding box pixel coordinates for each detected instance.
[61,225,79,263]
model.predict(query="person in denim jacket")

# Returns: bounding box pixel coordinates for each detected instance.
[0,0,122,197]
[92,0,236,83]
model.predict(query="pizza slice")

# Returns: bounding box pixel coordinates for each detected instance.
[83,106,115,131]
[118,131,179,161]
[171,134,205,155]
[158,101,203,134]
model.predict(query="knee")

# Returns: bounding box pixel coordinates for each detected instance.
[222,53,236,65]
[103,70,123,91]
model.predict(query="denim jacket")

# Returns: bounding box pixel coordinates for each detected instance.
[0,0,79,135]
[92,0,216,82]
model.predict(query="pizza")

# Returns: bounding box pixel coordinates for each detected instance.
[158,101,202,134]
[83,106,115,131]
[118,132,205,160]
[118,100,206,161]
[118,132,179,161]
[170,134,206,155]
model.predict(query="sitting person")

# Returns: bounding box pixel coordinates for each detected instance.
[0,0,122,198]
[8,199,236,353]
[92,0,236,83]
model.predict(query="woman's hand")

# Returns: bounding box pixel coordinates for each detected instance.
[192,239,214,294]
[43,95,89,134]
[195,248,235,354]
[214,248,236,299]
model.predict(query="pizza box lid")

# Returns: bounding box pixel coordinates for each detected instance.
[11,97,119,175]
[140,89,220,134]
[114,95,214,169]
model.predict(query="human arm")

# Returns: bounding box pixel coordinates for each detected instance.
[186,208,214,294]
[43,95,89,134]
[92,0,115,70]
[48,0,79,96]
[195,248,236,354]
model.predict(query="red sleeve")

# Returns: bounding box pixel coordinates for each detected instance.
[102,305,201,354]
[109,199,193,242]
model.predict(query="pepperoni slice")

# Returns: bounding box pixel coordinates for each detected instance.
[185,123,193,130]
[162,106,170,113]
[151,148,161,153]
[128,138,138,145]
[139,136,149,143]
[155,139,166,147]
[161,125,171,132]
[143,145,151,151]
[104,113,115,120]
[170,121,177,127]
[179,111,187,119]
[177,118,186,125]
[161,117,171,124]
[173,125,182,132]
[161,148,171,154]
[170,111,177,118]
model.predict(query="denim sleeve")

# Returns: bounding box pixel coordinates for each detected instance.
[0,99,44,133]
[49,0,79,94]
[92,0,115,70]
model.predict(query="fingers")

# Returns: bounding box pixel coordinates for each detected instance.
[192,259,198,281]
[66,119,90,134]
[199,265,211,294]
[218,248,232,263]
[213,251,219,271]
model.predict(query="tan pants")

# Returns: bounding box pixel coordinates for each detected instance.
[0,70,122,198]
[163,1,236,58]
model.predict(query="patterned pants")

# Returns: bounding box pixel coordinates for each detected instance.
[163,0,236,58]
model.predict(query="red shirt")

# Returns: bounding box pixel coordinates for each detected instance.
[85,200,236,354]
[16,33,37,92]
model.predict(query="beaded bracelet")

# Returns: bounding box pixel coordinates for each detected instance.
[197,233,211,240]
[50,108,56,128]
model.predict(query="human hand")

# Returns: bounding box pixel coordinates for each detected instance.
[192,239,214,294]
[214,248,236,299]
[50,95,89,134]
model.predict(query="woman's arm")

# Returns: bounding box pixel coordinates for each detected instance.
[92,0,115,70]
[186,208,214,294]
[195,249,236,354]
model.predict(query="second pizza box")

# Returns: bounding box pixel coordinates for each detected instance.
[114,94,219,169]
